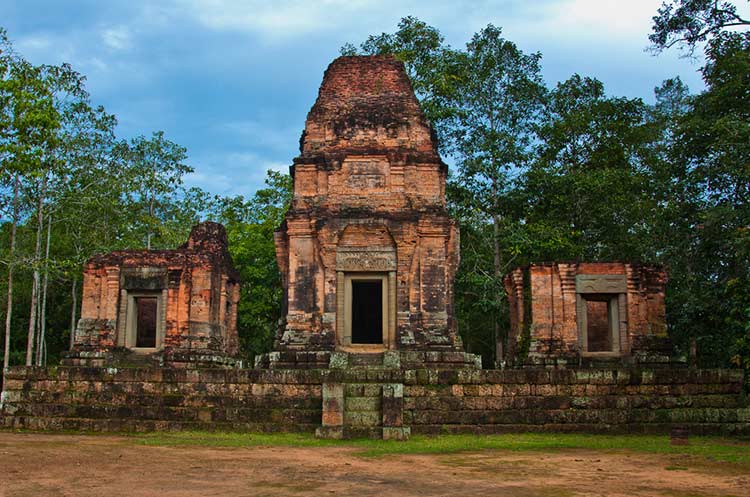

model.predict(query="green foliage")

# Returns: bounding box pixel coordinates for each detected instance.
[649,0,750,55]
[662,31,750,367]
[116,131,193,249]
[523,74,663,261]
[208,171,292,361]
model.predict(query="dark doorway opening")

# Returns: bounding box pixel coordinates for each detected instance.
[351,280,382,344]
[585,297,612,352]
[136,297,157,348]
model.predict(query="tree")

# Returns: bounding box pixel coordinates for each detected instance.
[52,101,118,348]
[0,52,65,366]
[664,31,750,366]
[650,0,750,55]
[522,75,663,262]
[117,131,191,250]
[208,170,292,360]
[447,25,547,364]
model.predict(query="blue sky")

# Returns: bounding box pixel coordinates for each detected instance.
[3,0,710,197]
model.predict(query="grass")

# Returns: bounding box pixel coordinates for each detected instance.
[131,431,750,463]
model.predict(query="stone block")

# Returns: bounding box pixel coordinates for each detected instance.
[345,397,381,411]
[382,426,410,441]
[316,426,344,439]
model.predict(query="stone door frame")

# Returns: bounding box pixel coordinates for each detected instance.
[575,274,627,356]
[121,290,167,353]
[337,271,396,350]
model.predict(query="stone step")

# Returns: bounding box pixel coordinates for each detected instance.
[344,410,382,427]
[345,396,381,411]
[343,426,383,439]
[111,352,158,368]
[340,426,412,440]
[347,353,384,367]
[344,383,382,397]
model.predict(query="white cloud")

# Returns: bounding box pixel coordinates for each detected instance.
[185,150,289,196]
[172,0,390,38]
[101,26,132,51]
[507,0,662,44]
[15,33,74,62]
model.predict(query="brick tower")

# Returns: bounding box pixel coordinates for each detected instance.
[267,56,477,369]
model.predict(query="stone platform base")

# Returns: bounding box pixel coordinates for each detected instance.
[2,366,748,439]
[62,347,238,369]
[255,350,482,370]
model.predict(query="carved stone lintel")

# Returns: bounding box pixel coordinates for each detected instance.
[576,274,627,294]
[336,249,397,272]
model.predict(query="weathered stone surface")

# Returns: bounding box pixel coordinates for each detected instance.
[2,366,746,437]
[273,56,461,354]
[66,222,240,367]
[504,262,668,365]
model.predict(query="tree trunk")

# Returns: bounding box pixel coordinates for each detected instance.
[36,214,52,366]
[4,174,20,370]
[493,211,503,365]
[69,278,77,349]
[147,189,154,250]
[26,175,46,366]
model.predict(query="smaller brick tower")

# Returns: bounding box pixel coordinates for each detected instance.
[264,56,478,369]
[503,262,670,367]
[65,222,240,368]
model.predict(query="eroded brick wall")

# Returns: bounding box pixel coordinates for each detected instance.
[1,367,321,432]
[403,368,748,435]
[504,263,668,364]
[70,222,240,365]
[274,56,461,352]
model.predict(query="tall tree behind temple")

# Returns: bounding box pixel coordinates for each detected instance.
[665,34,750,365]
[117,131,192,251]
[649,0,750,55]
[522,75,663,262]
[206,170,292,361]
[446,26,546,364]
[647,1,750,369]
[52,101,118,348]
[0,53,65,366]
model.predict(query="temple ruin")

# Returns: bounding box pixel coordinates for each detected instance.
[2,56,747,440]
[65,222,240,368]
[503,262,669,366]
[265,55,477,369]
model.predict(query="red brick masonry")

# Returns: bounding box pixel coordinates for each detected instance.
[66,222,240,367]
[274,56,461,354]
[504,262,668,366]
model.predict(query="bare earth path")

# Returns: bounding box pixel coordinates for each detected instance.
[0,432,748,497]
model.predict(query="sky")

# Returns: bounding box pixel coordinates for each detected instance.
[2,0,711,198]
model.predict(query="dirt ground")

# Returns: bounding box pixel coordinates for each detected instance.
[0,432,748,497]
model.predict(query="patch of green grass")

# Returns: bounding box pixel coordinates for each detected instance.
[133,431,343,449]
[130,431,750,465]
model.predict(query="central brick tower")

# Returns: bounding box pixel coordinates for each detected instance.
[269,56,474,369]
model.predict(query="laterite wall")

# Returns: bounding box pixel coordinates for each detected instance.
[402,368,749,435]
[1,366,748,435]
[0,367,322,432]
